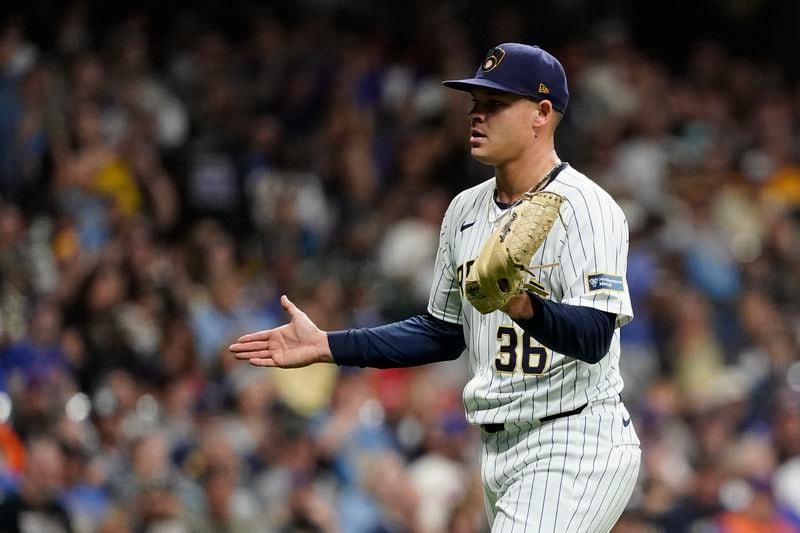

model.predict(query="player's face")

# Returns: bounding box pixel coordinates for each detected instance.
[468,88,540,166]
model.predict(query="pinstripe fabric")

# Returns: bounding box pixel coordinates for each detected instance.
[427,166,633,425]
[484,399,640,532]
[427,164,639,529]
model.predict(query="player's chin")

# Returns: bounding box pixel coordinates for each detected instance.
[470,148,499,165]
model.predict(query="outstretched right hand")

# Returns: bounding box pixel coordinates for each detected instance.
[229,295,334,368]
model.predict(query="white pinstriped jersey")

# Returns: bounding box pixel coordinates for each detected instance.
[428,164,633,425]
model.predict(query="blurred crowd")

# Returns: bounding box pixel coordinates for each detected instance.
[1,2,800,532]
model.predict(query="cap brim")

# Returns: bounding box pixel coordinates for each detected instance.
[442,78,528,97]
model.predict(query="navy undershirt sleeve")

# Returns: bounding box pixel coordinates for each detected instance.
[514,293,616,364]
[328,313,466,368]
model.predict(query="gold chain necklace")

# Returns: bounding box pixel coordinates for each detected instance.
[494,160,563,210]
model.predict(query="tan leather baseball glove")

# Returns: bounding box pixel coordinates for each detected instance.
[465,191,566,314]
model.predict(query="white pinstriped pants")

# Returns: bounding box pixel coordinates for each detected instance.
[480,398,641,533]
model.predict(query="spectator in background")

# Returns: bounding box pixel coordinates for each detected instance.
[56,98,138,253]
[1,298,70,395]
[0,421,24,501]
[185,464,261,533]
[0,436,73,532]
[62,259,136,392]
[60,440,110,533]
[0,201,34,347]
[378,188,449,313]
[715,478,796,533]
[0,17,46,206]
[133,477,185,533]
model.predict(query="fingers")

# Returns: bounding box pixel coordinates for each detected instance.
[236,296,298,344]
[248,358,277,367]
[281,294,300,318]
[229,340,270,353]
[230,346,273,359]
[229,341,278,367]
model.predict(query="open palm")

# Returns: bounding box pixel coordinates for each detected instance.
[229,295,332,368]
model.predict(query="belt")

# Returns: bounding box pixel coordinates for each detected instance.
[481,403,588,434]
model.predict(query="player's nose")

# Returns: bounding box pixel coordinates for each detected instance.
[468,103,485,120]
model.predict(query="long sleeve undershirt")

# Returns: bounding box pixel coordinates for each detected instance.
[328,313,465,368]
[514,293,616,364]
[329,296,616,367]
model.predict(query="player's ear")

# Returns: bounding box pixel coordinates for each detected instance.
[533,100,553,127]
[532,101,556,139]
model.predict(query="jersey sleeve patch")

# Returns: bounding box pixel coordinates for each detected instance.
[586,273,624,292]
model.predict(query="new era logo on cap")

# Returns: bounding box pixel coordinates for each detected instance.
[442,43,569,113]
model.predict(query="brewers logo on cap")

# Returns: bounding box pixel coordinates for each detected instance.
[442,43,569,113]
[482,47,506,72]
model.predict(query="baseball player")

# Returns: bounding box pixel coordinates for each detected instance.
[231,43,640,532]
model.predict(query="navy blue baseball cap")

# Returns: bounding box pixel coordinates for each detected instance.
[443,43,569,113]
